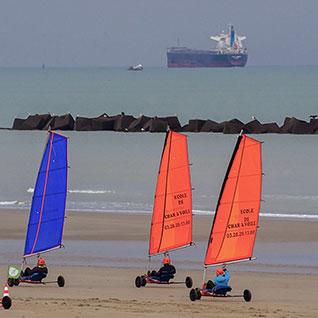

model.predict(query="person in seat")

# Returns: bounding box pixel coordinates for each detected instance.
[208,267,230,291]
[149,257,176,281]
[21,258,48,281]
[215,267,230,285]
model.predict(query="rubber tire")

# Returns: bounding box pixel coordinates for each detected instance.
[1,296,12,310]
[206,280,214,289]
[7,278,13,287]
[185,276,193,288]
[135,276,142,288]
[14,278,20,286]
[195,288,202,300]
[141,276,146,287]
[57,276,65,287]
[243,289,252,302]
[189,288,197,301]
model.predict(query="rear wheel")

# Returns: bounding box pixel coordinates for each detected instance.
[243,289,252,302]
[185,276,193,288]
[141,276,146,286]
[195,288,201,300]
[206,280,214,289]
[14,278,19,286]
[1,296,12,310]
[57,276,65,287]
[135,276,142,288]
[7,278,13,287]
[189,288,197,301]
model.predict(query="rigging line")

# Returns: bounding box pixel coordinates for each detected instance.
[30,133,54,255]
[38,166,67,174]
[33,191,67,198]
[158,131,173,253]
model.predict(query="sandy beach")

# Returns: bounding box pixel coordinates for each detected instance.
[1,209,318,317]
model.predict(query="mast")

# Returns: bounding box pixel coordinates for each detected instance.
[148,130,193,257]
[23,131,69,259]
[204,134,262,270]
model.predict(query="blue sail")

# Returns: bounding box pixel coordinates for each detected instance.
[24,132,68,257]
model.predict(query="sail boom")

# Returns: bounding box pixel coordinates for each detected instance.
[204,257,256,268]
[23,244,64,258]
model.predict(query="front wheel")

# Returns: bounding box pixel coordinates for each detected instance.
[14,278,20,286]
[135,276,142,288]
[185,276,193,288]
[195,288,201,300]
[243,289,252,302]
[189,288,197,301]
[57,276,65,287]
[141,276,146,286]
[7,278,13,287]
[1,296,12,310]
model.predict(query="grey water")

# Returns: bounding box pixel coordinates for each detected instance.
[1,240,318,275]
[0,66,318,219]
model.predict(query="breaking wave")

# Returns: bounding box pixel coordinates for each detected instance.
[27,188,115,194]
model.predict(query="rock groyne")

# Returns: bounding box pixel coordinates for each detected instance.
[10,113,318,134]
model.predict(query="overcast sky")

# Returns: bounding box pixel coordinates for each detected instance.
[0,0,317,67]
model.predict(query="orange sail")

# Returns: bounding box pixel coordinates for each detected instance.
[204,134,262,266]
[149,130,192,255]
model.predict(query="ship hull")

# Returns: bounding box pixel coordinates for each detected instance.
[167,50,248,68]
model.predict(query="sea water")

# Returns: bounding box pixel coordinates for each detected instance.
[0,66,317,220]
[1,66,318,272]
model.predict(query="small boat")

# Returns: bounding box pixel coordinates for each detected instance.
[190,132,262,302]
[8,131,69,288]
[135,129,193,288]
[128,63,143,71]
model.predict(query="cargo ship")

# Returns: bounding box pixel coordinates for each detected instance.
[167,25,247,68]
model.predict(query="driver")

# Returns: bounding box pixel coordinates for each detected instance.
[21,258,48,279]
[149,257,176,278]
[212,267,230,288]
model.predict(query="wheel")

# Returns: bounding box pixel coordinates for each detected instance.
[7,278,13,287]
[135,276,142,288]
[206,280,214,289]
[57,276,65,287]
[185,276,193,288]
[141,276,146,287]
[14,278,20,286]
[189,288,197,301]
[195,288,202,300]
[1,296,12,310]
[243,289,252,302]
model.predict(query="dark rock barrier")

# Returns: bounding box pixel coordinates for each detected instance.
[11,114,318,134]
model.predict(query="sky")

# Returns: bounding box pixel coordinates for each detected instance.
[0,0,317,67]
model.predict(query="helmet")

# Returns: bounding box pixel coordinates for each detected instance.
[163,257,170,265]
[216,268,224,276]
[37,258,45,266]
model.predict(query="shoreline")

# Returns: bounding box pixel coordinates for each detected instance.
[1,208,318,242]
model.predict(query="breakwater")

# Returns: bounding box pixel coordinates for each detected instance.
[10,113,318,134]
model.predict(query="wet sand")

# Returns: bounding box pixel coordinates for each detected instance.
[1,209,318,242]
[0,209,318,317]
